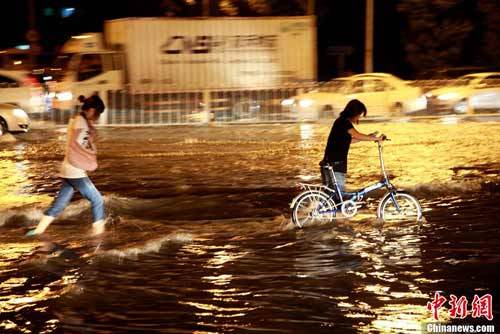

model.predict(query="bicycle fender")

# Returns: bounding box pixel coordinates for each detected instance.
[289,190,327,208]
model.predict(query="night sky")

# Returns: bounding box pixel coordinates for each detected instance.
[0,1,493,79]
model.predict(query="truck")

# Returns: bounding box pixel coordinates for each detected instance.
[51,16,317,122]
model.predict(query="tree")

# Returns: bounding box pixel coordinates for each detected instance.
[477,0,500,68]
[161,0,306,17]
[397,0,474,73]
[161,0,201,16]
[218,0,306,16]
[397,0,500,75]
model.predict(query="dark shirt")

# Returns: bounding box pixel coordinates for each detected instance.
[322,117,354,173]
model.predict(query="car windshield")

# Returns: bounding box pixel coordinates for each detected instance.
[52,54,74,72]
[50,54,76,80]
[452,75,480,86]
[317,80,349,93]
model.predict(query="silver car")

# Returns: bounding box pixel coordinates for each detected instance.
[0,103,30,136]
[426,72,500,114]
[0,70,45,114]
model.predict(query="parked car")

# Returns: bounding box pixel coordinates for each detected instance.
[426,72,500,114]
[0,103,30,136]
[0,70,45,114]
[281,73,426,119]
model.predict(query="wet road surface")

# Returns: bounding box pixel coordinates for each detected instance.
[1,118,499,333]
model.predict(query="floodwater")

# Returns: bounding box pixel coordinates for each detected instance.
[1,118,499,333]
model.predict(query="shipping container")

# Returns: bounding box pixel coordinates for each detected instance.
[105,16,316,91]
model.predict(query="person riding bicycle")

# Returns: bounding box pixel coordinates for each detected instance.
[320,99,384,198]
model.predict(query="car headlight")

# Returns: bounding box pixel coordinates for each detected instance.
[298,99,313,108]
[453,99,469,113]
[415,95,427,108]
[437,92,459,101]
[56,91,73,101]
[281,98,295,106]
[13,108,28,118]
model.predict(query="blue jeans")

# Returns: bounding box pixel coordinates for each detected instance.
[333,172,346,194]
[45,178,105,223]
[320,165,346,195]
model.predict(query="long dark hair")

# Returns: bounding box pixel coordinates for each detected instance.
[77,94,105,128]
[79,94,105,115]
[339,99,367,123]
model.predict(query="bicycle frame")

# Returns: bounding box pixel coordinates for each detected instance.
[294,141,396,214]
[337,141,393,193]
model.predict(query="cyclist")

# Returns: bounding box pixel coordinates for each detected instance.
[320,99,384,197]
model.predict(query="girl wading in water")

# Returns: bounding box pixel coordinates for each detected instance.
[320,99,385,195]
[27,95,107,236]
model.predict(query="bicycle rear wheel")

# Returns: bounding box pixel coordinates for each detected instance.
[292,191,335,228]
[378,192,422,223]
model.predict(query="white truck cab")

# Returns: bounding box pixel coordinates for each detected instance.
[51,33,124,123]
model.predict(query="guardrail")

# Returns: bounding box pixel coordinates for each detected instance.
[31,79,500,125]
[105,84,315,125]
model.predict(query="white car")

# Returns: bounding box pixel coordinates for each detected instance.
[0,103,30,135]
[281,73,426,119]
[0,70,45,114]
[426,72,500,113]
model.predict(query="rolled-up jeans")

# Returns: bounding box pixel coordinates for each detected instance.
[320,165,346,196]
[45,177,105,223]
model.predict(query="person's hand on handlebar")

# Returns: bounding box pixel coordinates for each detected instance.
[368,131,387,142]
[368,131,384,142]
[348,128,388,143]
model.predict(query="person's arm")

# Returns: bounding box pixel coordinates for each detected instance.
[71,116,97,154]
[352,131,380,144]
[69,128,96,157]
[87,125,98,151]
[348,127,383,142]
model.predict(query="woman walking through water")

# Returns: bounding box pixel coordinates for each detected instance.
[320,99,385,196]
[27,95,106,236]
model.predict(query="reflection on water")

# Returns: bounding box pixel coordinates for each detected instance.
[0,148,48,208]
[0,120,499,333]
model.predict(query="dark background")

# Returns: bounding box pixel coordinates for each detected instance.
[0,0,498,79]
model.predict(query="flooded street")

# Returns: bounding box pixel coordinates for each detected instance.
[1,118,499,333]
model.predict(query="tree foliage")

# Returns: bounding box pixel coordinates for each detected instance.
[161,0,306,17]
[477,0,500,67]
[217,0,306,16]
[397,0,500,73]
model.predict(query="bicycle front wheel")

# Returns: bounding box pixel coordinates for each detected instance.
[378,192,422,223]
[292,191,335,228]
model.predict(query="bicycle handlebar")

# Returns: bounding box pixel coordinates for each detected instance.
[376,136,390,143]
